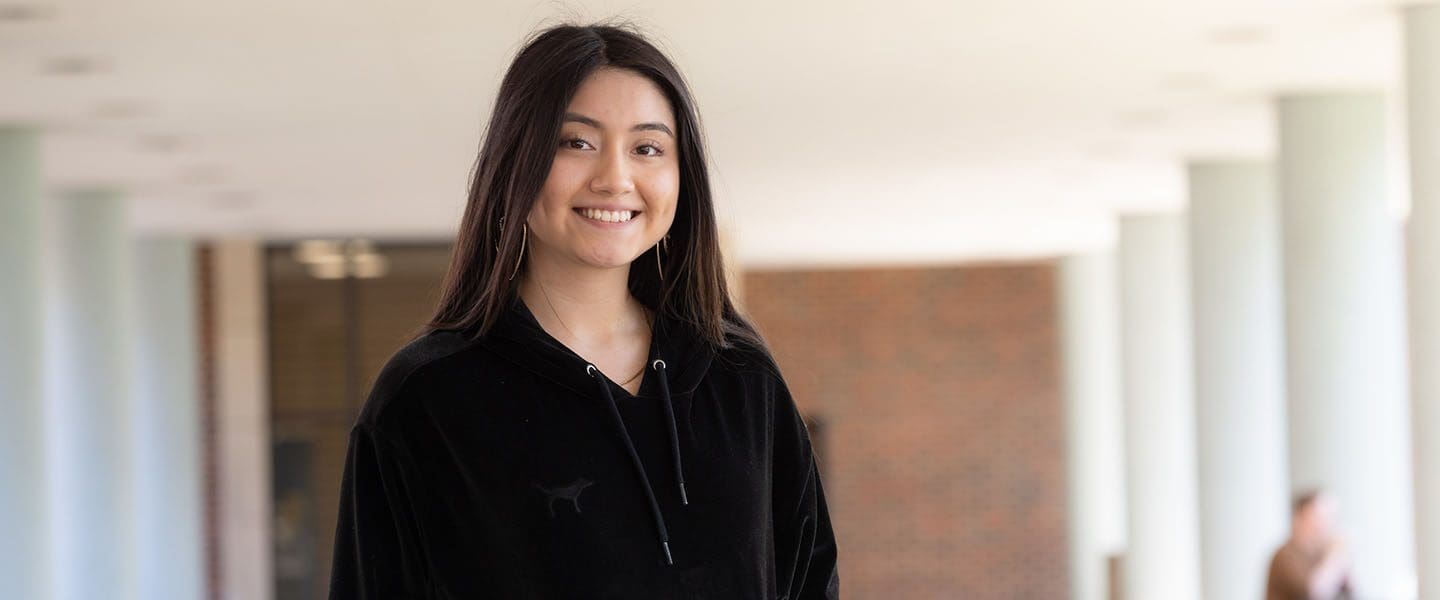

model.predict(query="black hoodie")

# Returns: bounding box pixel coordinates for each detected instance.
[328,296,840,599]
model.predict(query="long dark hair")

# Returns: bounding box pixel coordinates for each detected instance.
[423,21,763,352]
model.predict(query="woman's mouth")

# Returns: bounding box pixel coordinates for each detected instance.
[575,207,640,223]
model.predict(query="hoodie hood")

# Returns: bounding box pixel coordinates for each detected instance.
[478,294,717,566]
[480,294,716,401]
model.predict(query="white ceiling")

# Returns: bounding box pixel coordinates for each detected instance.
[0,0,1419,268]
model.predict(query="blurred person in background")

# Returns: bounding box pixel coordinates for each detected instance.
[326,21,839,599]
[1265,489,1353,600]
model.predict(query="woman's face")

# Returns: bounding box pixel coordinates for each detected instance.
[526,67,680,273]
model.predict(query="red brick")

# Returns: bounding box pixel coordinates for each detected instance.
[744,263,1068,599]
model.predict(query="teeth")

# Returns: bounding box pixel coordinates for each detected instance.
[580,208,636,223]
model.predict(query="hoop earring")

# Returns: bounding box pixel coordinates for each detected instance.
[508,222,527,281]
[655,233,670,281]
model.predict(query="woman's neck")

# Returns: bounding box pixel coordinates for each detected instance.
[517,251,648,344]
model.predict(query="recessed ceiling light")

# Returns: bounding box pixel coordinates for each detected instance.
[180,164,225,186]
[349,252,389,279]
[291,238,389,279]
[294,240,342,265]
[138,134,183,153]
[309,261,350,280]
[42,56,105,76]
[213,190,255,210]
[344,238,376,254]
[1207,26,1269,45]
[0,4,54,22]
[94,99,153,119]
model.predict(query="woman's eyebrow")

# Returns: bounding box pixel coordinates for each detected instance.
[564,112,674,138]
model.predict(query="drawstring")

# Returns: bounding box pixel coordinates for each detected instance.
[587,363,676,566]
[652,359,688,506]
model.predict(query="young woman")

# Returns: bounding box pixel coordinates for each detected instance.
[327,22,840,599]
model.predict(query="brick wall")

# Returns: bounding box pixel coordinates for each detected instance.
[743,263,1069,599]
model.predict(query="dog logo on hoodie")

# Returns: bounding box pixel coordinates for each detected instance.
[535,477,594,518]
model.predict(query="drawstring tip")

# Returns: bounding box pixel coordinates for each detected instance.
[661,541,674,565]
[679,483,689,506]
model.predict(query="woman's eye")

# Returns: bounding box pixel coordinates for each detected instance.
[561,137,662,156]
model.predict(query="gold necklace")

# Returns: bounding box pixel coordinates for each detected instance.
[536,280,650,386]
[616,310,652,386]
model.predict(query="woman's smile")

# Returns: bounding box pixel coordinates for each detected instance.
[574,206,643,226]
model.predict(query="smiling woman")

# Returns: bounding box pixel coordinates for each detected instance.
[326,21,841,600]
[529,69,680,277]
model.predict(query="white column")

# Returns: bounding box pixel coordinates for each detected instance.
[1277,93,1416,598]
[1187,162,1290,600]
[1118,214,1201,600]
[131,238,206,600]
[1405,6,1440,599]
[43,189,135,600]
[213,240,275,600]
[0,128,48,600]
[1058,252,1128,600]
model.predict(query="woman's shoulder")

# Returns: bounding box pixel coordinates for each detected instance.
[712,329,786,387]
[710,332,806,423]
[355,327,486,430]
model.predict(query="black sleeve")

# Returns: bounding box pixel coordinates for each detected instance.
[771,375,841,600]
[328,423,430,600]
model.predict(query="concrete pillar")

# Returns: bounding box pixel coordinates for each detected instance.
[131,238,206,600]
[213,240,275,600]
[1186,161,1290,600]
[1278,93,1416,597]
[1405,5,1440,598]
[1118,214,1202,600]
[43,189,135,600]
[1058,252,1128,600]
[0,127,48,600]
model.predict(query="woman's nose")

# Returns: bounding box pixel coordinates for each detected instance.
[589,146,636,196]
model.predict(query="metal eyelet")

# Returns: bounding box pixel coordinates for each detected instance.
[651,359,667,370]
[586,364,598,377]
